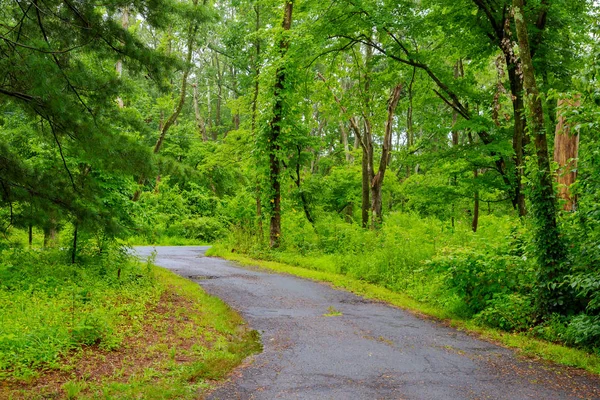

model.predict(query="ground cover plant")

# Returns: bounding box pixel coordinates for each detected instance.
[0,244,260,399]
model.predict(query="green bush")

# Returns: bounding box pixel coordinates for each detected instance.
[430,245,534,315]
[167,217,227,242]
[475,293,537,331]
[563,314,600,347]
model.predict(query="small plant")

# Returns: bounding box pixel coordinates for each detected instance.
[323,306,342,317]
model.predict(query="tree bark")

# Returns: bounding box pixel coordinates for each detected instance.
[252,3,263,243]
[193,83,208,141]
[553,95,581,211]
[268,0,293,248]
[340,122,352,163]
[115,7,129,109]
[371,84,403,227]
[513,0,564,309]
[213,52,222,138]
[472,169,479,232]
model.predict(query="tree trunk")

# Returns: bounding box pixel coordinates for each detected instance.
[115,7,129,109]
[472,169,479,232]
[339,122,352,163]
[507,56,528,217]
[43,216,58,248]
[371,84,403,227]
[553,95,581,211]
[214,52,222,137]
[252,3,263,243]
[361,144,370,228]
[207,76,214,139]
[231,66,240,131]
[268,0,293,248]
[71,222,78,264]
[193,83,208,141]
[513,0,564,310]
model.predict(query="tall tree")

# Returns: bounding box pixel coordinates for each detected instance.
[267,0,294,248]
[513,0,565,311]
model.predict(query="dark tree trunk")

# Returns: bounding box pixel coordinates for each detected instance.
[472,169,479,232]
[71,222,78,264]
[507,57,528,217]
[371,84,403,227]
[361,144,370,228]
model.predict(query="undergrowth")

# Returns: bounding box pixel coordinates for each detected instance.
[0,241,260,398]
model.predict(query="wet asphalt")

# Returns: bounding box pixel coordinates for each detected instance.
[134,246,600,400]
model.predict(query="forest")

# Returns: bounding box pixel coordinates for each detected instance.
[1,0,600,396]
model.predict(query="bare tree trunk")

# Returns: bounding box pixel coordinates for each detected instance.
[206,76,213,139]
[214,52,222,138]
[371,84,403,227]
[268,0,293,248]
[553,95,581,211]
[340,122,352,163]
[193,83,208,141]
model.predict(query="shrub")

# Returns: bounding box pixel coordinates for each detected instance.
[475,293,537,331]
[429,246,534,315]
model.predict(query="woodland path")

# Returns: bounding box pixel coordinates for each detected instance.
[134,246,600,400]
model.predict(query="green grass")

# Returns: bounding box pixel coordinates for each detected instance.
[0,247,260,399]
[64,266,262,400]
[207,244,600,375]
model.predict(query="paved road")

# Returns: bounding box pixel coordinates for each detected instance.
[134,246,600,400]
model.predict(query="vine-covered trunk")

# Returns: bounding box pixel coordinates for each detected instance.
[268,0,293,248]
[513,0,565,311]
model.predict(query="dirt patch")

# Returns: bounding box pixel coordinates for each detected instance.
[0,285,216,399]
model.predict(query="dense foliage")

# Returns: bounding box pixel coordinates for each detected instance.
[2,0,600,369]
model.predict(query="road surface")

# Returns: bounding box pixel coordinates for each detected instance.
[134,246,600,400]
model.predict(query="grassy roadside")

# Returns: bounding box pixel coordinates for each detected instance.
[207,244,600,376]
[1,262,260,399]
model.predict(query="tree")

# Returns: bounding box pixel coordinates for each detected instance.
[513,0,565,311]
[266,0,294,248]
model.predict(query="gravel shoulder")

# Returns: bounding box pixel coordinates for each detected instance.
[134,246,600,400]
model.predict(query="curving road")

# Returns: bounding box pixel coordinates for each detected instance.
[134,246,600,400]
